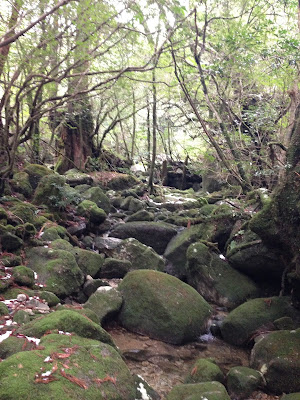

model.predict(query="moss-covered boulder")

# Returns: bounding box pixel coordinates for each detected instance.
[186,242,259,309]
[84,287,123,324]
[120,196,144,213]
[125,209,155,222]
[220,297,300,346]
[33,174,66,209]
[72,248,105,277]
[10,171,33,197]
[24,163,54,189]
[109,221,177,254]
[81,186,111,214]
[64,169,93,186]
[99,258,132,279]
[39,291,60,307]
[13,309,32,324]
[280,394,300,400]
[18,309,114,346]
[42,225,68,241]
[166,381,230,400]
[109,238,165,272]
[0,333,137,400]
[12,265,35,288]
[0,336,36,359]
[250,328,300,394]
[0,232,23,251]
[106,173,139,190]
[77,200,107,224]
[227,366,264,400]
[118,270,212,344]
[10,201,38,224]
[26,247,84,298]
[184,358,224,384]
[0,302,9,316]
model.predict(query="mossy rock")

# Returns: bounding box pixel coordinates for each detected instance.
[33,174,67,210]
[125,209,155,222]
[55,305,99,324]
[15,222,36,239]
[220,297,300,346]
[51,238,73,252]
[13,309,31,324]
[0,333,137,400]
[118,270,212,344]
[1,287,34,300]
[18,309,114,346]
[42,225,68,241]
[24,163,54,189]
[99,258,132,279]
[109,221,177,255]
[64,169,93,186]
[0,302,9,316]
[12,265,35,288]
[166,381,230,400]
[227,366,264,399]
[84,287,123,324]
[106,174,139,190]
[26,247,84,298]
[110,238,165,272]
[0,253,22,267]
[0,336,36,359]
[72,248,105,277]
[10,171,33,197]
[0,207,7,221]
[186,242,259,309]
[0,232,23,251]
[184,358,224,384]
[39,291,60,307]
[250,328,300,394]
[120,196,144,213]
[10,202,38,224]
[77,200,107,224]
[280,394,300,400]
[81,186,111,214]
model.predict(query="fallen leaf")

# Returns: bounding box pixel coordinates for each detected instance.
[93,375,116,385]
[60,369,88,389]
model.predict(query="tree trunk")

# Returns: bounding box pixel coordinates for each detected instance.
[148,69,157,194]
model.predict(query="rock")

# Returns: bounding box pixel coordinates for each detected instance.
[166,381,230,400]
[109,238,165,272]
[0,333,137,400]
[94,236,122,251]
[10,202,38,224]
[125,209,155,222]
[84,287,123,324]
[0,336,36,359]
[120,196,144,213]
[134,375,161,400]
[81,186,111,213]
[10,171,33,197]
[24,163,54,189]
[83,279,109,297]
[106,173,139,190]
[12,265,35,288]
[13,309,31,324]
[99,258,132,279]
[184,358,224,384]
[26,247,84,298]
[72,248,105,277]
[186,242,259,309]
[109,221,177,254]
[0,302,9,316]
[42,225,68,241]
[118,270,212,344]
[64,169,93,186]
[1,232,23,251]
[227,366,264,400]
[280,394,300,400]
[33,174,66,209]
[250,328,300,394]
[18,309,114,346]
[77,200,107,224]
[220,297,300,346]
[39,291,60,307]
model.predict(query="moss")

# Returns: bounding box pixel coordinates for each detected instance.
[81,187,111,213]
[227,366,264,399]
[10,202,38,224]
[1,287,35,299]
[0,302,9,316]
[0,207,7,221]
[1,232,23,251]
[12,265,35,288]
[106,174,139,190]
[166,381,230,400]
[55,305,99,324]
[33,174,66,210]
[0,254,22,267]
[0,333,136,400]
[24,163,54,189]
[18,310,114,346]
[10,171,33,197]
[39,291,60,307]
[42,225,68,241]
[77,200,107,224]
[84,288,123,324]
[0,336,35,359]
[13,309,31,325]
[184,358,224,384]
[100,258,131,279]
[73,248,105,277]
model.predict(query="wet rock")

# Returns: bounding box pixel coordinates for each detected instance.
[227,366,264,399]
[109,238,165,272]
[220,297,300,346]
[186,242,259,309]
[250,328,300,394]
[166,381,231,400]
[66,221,86,236]
[94,236,123,251]
[84,287,123,324]
[184,358,224,384]
[118,270,212,345]
[109,221,177,254]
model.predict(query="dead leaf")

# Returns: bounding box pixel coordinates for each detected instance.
[93,375,116,385]
[60,369,88,389]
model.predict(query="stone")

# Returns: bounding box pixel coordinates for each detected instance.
[1,232,23,251]
[166,381,230,400]
[33,174,66,209]
[125,209,155,222]
[12,265,35,288]
[0,336,36,360]
[77,200,107,224]
[220,297,300,346]
[81,186,111,213]
[64,169,93,186]
[186,242,259,309]
[118,270,212,344]
[250,328,300,394]
[99,258,132,279]
[84,287,123,324]
[83,279,109,297]
[109,221,177,254]
[72,247,105,277]
[184,358,224,384]
[227,366,264,399]
[24,164,54,189]
[10,171,33,197]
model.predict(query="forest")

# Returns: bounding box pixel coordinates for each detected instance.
[0,1,300,400]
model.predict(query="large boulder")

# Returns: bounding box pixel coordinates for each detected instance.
[118,270,212,344]
[184,358,224,384]
[226,366,264,400]
[109,221,177,254]
[72,248,105,277]
[81,186,111,214]
[166,381,230,400]
[24,163,54,189]
[84,287,123,324]
[250,328,300,394]
[64,169,93,186]
[109,238,165,272]
[186,242,259,309]
[77,200,107,224]
[33,174,66,209]
[0,333,137,400]
[220,297,300,346]
[26,247,84,298]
